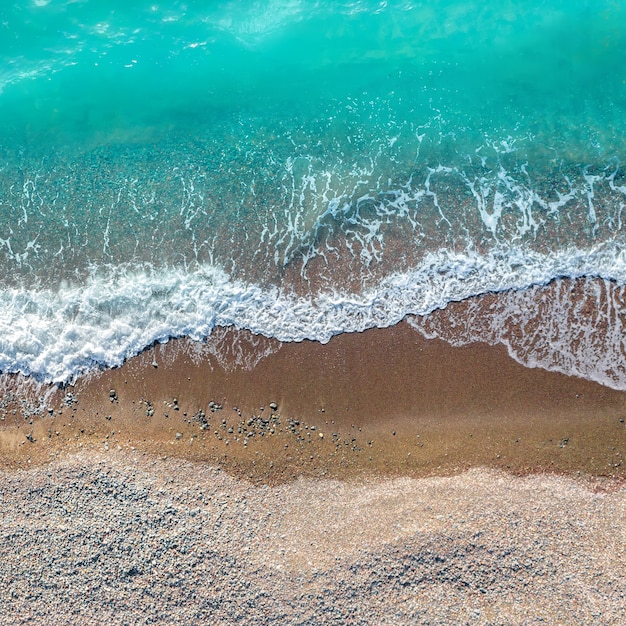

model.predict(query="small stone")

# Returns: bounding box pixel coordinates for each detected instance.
[318,432,324,439]
[175,432,182,440]
[269,402,278,411]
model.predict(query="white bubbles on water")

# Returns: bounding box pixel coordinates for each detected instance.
[1,244,626,384]
[409,277,626,391]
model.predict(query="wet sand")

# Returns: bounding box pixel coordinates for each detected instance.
[1,320,625,483]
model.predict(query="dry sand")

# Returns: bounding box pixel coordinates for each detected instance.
[1,452,624,625]
[1,321,626,624]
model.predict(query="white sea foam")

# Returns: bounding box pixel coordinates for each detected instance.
[1,244,626,385]
[408,276,626,391]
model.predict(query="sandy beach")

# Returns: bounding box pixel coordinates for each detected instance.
[3,1,626,623]
[1,320,625,624]
[1,452,624,624]
[2,320,625,482]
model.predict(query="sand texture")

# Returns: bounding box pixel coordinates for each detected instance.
[1,323,626,624]
[1,451,624,625]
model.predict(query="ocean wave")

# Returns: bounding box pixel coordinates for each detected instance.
[1,244,626,384]
[409,276,626,391]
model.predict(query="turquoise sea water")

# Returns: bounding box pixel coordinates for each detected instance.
[2,0,626,385]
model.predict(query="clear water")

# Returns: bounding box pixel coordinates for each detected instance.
[2,0,626,384]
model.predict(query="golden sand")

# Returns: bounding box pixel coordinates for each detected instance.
[2,322,625,485]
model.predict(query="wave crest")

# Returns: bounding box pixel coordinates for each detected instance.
[2,245,626,384]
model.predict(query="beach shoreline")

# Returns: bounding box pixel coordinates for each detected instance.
[2,320,625,485]
[2,320,626,623]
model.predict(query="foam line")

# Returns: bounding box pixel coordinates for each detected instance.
[1,245,626,384]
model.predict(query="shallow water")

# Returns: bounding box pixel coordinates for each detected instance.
[1,0,626,384]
